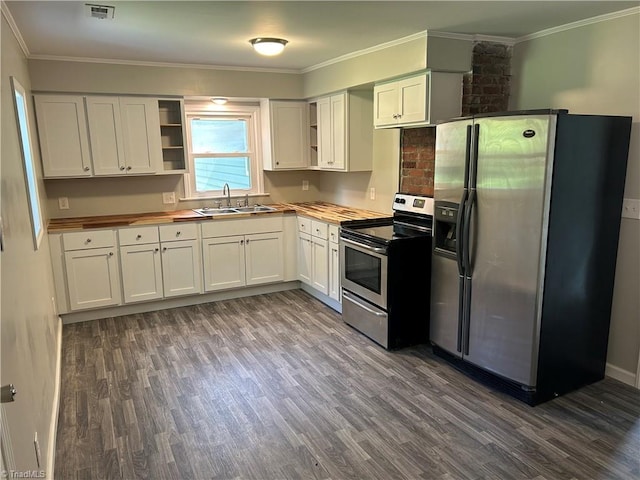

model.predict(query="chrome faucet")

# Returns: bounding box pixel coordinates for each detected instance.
[222,183,231,207]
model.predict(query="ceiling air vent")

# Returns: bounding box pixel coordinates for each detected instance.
[85,4,115,20]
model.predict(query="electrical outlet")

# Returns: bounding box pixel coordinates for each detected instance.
[162,192,176,204]
[622,198,640,219]
[58,197,69,210]
[302,180,309,191]
[370,187,376,200]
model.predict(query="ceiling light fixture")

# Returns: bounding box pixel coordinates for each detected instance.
[249,37,288,56]
[211,97,228,105]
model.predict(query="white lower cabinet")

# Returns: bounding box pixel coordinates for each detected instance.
[297,216,330,296]
[328,225,341,302]
[62,230,121,311]
[201,217,284,292]
[159,224,202,297]
[119,226,163,303]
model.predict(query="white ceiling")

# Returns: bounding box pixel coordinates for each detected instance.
[4,1,639,72]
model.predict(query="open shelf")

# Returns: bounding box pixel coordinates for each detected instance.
[158,100,186,172]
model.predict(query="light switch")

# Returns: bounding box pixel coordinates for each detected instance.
[58,197,69,210]
[622,198,640,219]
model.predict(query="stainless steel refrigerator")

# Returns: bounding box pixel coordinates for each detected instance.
[430,110,632,405]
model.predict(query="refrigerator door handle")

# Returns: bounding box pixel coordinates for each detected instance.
[470,123,480,189]
[456,125,473,276]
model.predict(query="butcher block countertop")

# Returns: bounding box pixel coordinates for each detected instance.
[47,202,389,233]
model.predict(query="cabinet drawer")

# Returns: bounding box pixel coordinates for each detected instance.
[297,216,312,234]
[63,230,115,251]
[160,223,198,242]
[311,220,328,240]
[118,226,159,246]
[329,224,340,243]
[201,216,283,238]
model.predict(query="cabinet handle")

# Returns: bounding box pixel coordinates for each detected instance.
[136,234,142,240]
[86,238,92,243]
[126,166,132,171]
[108,252,113,257]
[162,247,167,252]
[120,166,125,171]
[240,239,244,245]
[176,231,181,236]
[246,239,250,244]
[154,248,159,252]
[83,166,90,172]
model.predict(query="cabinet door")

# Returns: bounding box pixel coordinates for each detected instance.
[34,95,92,177]
[202,235,245,292]
[398,74,427,125]
[312,237,329,295]
[328,241,341,301]
[245,232,284,286]
[86,96,126,175]
[269,101,309,170]
[119,97,162,174]
[64,247,121,310]
[120,244,163,303]
[316,96,332,168]
[298,232,312,285]
[161,239,202,297]
[373,82,399,127]
[329,93,346,170]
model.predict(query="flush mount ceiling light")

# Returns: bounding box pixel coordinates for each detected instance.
[249,37,288,56]
[211,97,228,105]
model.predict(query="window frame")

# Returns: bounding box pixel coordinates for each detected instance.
[183,102,264,199]
[11,76,44,250]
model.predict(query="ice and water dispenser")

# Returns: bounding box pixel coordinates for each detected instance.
[433,201,459,257]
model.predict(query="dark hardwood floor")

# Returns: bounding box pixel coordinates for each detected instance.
[55,289,640,479]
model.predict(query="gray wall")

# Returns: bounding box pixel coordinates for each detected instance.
[1,14,61,472]
[511,11,640,379]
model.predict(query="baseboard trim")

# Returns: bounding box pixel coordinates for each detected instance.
[605,362,637,387]
[300,284,342,313]
[61,282,301,324]
[46,317,63,480]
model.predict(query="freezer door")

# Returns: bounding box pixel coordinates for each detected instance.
[430,119,473,356]
[464,114,554,386]
[433,119,472,204]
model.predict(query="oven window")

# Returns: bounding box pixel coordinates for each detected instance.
[344,247,382,294]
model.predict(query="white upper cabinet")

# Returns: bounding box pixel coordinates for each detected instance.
[35,95,93,177]
[373,71,463,128]
[310,90,372,172]
[261,100,309,170]
[34,94,164,178]
[119,97,163,174]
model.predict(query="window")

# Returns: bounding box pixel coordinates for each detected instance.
[184,102,263,198]
[11,77,44,250]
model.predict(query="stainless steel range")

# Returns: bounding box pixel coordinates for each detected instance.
[339,193,433,349]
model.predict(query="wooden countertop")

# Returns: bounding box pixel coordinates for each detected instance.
[47,202,389,232]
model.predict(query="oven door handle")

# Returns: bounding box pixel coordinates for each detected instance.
[343,291,387,317]
[340,237,387,255]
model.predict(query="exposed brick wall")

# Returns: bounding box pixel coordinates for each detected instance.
[400,41,511,195]
[462,42,512,115]
[400,127,436,197]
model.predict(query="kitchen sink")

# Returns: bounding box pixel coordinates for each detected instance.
[192,205,277,216]
[232,205,277,213]
[193,208,239,216]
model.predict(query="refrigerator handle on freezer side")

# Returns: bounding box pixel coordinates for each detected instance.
[461,189,476,356]
[470,123,480,189]
[457,276,465,352]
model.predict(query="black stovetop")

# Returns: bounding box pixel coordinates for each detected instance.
[341,213,432,245]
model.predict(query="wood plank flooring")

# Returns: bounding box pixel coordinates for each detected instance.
[55,289,640,479]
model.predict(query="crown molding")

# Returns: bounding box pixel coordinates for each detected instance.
[26,54,301,75]
[516,6,640,43]
[1,1,30,57]
[428,30,516,46]
[302,31,428,74]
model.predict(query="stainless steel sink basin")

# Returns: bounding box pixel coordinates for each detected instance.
[233,205,277,213]
[193,205,277,216]
[193,208,239,216]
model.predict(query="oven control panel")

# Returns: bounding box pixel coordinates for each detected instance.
[393,194,434,216]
